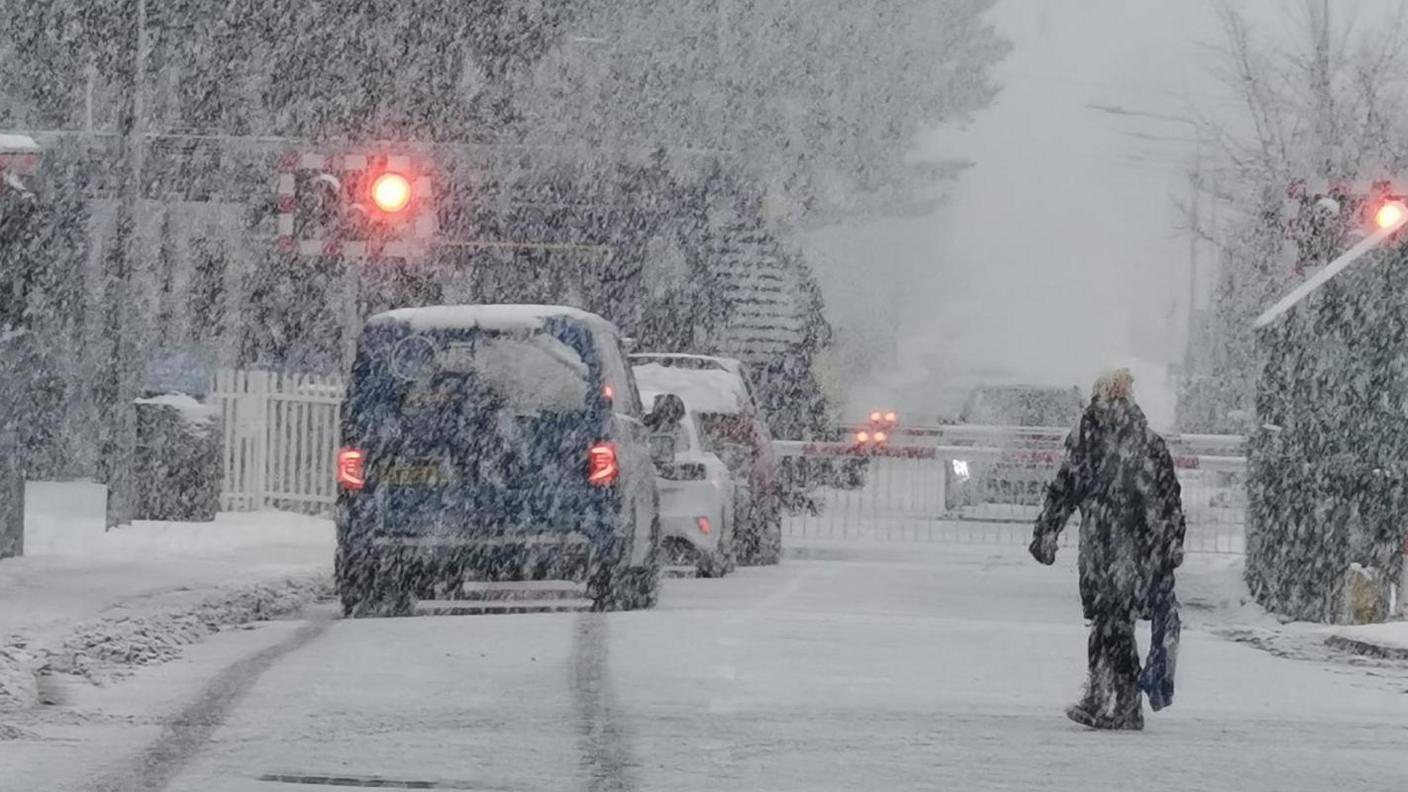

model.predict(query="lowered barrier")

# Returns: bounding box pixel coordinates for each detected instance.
[777,433,1247,554]
[205,378,1249,556]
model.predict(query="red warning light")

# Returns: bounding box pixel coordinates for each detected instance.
[1375,200,1407,231]
[370,172,412,214]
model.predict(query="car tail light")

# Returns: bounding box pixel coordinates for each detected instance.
[696,516,711,535]
[336,447,366,491]
[587,442,618,487]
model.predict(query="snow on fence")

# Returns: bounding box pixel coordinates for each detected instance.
[777,440,1248,554]
[211,370,344,513]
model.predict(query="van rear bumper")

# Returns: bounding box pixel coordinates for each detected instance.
[370,533,594,549]
[341,532,623,586]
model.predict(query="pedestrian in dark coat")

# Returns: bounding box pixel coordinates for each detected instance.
[1029,369,1186,731]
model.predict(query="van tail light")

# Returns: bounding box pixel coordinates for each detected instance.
[696,516,711,535]
[336,447,366,491]
[587,442,618,487]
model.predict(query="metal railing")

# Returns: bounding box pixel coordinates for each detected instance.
[777,436,1247,554]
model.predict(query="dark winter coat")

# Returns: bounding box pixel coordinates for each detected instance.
[1030,400,1186,621]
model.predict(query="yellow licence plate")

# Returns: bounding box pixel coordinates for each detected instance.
[382,465,446,487]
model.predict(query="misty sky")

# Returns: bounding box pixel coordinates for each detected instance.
[811,0,1403,429]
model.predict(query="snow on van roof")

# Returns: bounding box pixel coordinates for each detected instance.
[632,362,748,415]
[367,304,611,333]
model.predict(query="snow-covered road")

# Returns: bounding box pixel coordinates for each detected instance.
[8,545,1408,792]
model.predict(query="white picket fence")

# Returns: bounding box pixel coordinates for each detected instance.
[211,370,345,512]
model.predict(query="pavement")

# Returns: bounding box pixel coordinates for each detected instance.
[3,513,1408,792]
[0,482,332,712]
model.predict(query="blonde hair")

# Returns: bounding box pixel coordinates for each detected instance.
[1092,368,1135,403]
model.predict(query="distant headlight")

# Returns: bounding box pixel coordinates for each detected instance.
[951,460,971,480]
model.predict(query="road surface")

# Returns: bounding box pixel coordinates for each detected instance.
[9,545,1408,791]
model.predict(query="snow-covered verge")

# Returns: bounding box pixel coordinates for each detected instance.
[0,577,328,713]
[1,483,333,715]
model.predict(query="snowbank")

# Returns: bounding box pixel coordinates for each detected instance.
[1,482,333,713]
[1,576,327,713]
[1327,622,1408,659]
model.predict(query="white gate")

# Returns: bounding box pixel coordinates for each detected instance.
[211,370,345,512]
[777,427,1248,554]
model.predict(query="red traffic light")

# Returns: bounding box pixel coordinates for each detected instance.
[370,172,412,214]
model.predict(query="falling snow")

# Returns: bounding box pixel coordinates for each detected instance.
[3,1,1408,789]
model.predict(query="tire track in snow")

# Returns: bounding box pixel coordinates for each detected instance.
[570,613,639,792]
[86,611,336,792]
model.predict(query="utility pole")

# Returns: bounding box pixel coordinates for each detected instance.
[1313,0,1333,178]
[1085,104,1209,377]
[1185,135,1203,377]
[101,0,147,528]
[716,0,735,153]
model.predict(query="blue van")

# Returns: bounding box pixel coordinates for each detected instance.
[334,305,671,616]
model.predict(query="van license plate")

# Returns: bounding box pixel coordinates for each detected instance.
[383,465,446,487]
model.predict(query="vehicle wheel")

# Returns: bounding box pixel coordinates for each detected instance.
[698,531,736,578]
[590,557,661,611]
[700,553,736,578]
[735,501,782,567]
[733,498,759,565]
[339,548,414,618]
[590,516,661,611]
[754,516,782,566]
[628,514,663,608]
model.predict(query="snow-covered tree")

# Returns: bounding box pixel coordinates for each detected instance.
[1192,1,1408,620]
[1185,0,1408,430]
[525,0,1009,223]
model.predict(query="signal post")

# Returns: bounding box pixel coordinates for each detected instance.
[275,150,438,369]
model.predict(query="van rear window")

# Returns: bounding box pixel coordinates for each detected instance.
[399,332,590,415]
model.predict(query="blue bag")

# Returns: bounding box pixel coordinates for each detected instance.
[1140,586,1180,712]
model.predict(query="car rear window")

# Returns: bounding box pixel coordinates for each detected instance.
[696,413,754,451]
[963,388,1082,427]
